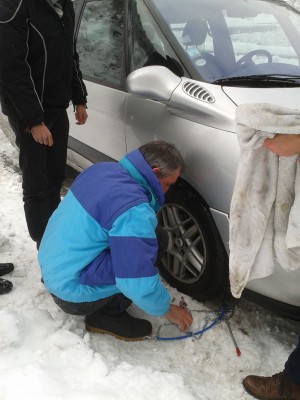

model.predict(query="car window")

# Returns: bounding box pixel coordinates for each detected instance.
[149,0,300,83]
[224,11,298,67]
[128,0,184,77]
[76,0,124,88]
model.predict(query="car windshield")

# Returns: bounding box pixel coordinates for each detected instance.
[148,0,300,84]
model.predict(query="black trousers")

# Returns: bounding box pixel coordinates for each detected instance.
[51,226,170,317]
[8,110,69,246]
[52,293,132,316]
[285,334,300,386]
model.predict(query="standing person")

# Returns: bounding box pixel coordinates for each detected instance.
[243,133,300,400]
[38,141,193,341]
[0,0,88,248]
[0,263,14,294]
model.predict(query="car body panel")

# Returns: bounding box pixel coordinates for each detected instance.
[246,265,300,307]
[124,91,240,214]
[69,81,128,162]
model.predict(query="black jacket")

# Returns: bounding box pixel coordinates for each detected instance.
[0,0,87,127]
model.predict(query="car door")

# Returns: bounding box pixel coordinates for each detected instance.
[68,0,128,167]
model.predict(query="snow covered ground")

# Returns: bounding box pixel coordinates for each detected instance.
[1,127,300,400]
[1,1,300,396]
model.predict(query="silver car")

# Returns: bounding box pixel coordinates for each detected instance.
[3,0,300,318]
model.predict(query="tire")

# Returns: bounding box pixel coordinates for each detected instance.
[157,180,229,301]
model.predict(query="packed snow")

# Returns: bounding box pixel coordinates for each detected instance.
[1,1,300,397]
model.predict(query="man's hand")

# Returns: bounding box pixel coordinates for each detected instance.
[263,134,300,157]
[75,104,88,125]
[31,123,53,146]
[165,304,193,332]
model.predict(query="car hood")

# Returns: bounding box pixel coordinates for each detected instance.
[222,86,300,110]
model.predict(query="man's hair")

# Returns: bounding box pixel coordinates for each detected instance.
[139,141,184,178]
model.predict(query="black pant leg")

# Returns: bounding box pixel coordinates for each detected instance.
[7,110,69,245]
[51,294,115,315]
[8,113,49,243]
[45,110,69,216]
[51,293,131,316]
[285,334,300,386]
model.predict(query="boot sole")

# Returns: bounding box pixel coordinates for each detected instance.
[86,324,151,341]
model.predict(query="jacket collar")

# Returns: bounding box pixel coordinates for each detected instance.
[119,149,165,212]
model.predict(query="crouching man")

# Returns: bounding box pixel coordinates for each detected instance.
[38,141,193,340]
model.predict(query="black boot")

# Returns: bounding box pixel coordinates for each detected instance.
[85,310,152,341]
[0,278,13,295]
[85,295,152,341]
[0,263,14,277]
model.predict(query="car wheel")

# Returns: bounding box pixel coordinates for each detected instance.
[157,181,229,301]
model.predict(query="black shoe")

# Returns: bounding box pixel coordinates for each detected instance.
[0,278,13,294]
[0,263,14,277]
[85,310,152,341]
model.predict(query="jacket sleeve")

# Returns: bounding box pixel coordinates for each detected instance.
[71,46,88,106]
[0,1,44,126]
[109,203,171,316]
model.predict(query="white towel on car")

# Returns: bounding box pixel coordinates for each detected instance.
[229,103,300,298]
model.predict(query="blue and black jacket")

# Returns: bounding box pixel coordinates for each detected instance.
[38,149,171,316]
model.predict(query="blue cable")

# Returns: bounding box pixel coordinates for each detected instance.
[154,303,227,341]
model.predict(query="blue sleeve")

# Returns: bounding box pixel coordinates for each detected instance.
[116,275,171,316]
[109,203,171,316]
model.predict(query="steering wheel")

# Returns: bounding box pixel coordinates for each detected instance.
[237,50,272,67]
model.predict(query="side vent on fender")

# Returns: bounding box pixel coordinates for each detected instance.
[182,82,215,103]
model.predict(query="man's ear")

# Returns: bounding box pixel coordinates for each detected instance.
[152,167,160,176]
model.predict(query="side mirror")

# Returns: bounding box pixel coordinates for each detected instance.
[126,66,182,102]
